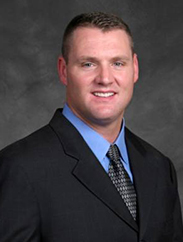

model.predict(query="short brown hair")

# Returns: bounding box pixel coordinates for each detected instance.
[62,12,134,62]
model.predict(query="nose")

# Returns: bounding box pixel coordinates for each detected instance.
[95,65,113,85]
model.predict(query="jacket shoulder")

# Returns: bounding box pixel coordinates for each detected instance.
[0,124,61,168]
[125,127,168,160]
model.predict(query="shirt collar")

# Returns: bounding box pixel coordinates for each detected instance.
[62,104,127,163]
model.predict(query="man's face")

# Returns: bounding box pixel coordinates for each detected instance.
[58,27,138,128]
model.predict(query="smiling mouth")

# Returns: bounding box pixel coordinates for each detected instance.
[93,92,115,97]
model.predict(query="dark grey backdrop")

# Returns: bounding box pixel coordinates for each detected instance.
[0,0,183,213]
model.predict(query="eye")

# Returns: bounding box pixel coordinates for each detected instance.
[113,61,124,67]
[81,62,94,68]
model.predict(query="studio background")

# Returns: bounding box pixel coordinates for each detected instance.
[0,0,183,213]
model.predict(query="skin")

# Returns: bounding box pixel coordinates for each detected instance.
[58,27,139,143]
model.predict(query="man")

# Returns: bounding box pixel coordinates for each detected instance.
[0,12,182,242]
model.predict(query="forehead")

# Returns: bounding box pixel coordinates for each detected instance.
[69,27,132,57]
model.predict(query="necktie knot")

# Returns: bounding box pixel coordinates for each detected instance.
[107,144,121,163]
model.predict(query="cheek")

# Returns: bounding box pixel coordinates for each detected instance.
[67,73,81,90]
[67,78,87,101]
[117,71,135,88]
[68,72,93,92]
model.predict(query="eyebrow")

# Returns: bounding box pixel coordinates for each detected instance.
[77,56,99,63]
[111,56,131,62]
[77,55,131,63]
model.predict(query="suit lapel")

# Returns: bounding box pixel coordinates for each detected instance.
[49,110,138,231]
[72,147,138,231]
[125,128,158,238]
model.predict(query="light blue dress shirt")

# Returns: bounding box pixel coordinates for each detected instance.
[62,104,133,182]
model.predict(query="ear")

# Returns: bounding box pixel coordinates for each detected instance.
[133,53,139,84]
[58,56,68,86]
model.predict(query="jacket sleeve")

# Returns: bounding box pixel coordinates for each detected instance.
[170,161,183,241]
[0,156,41,242]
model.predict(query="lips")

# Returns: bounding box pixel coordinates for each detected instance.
[93,92,115,97]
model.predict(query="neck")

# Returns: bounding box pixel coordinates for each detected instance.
[66,104,123,143]
[78,116,123,143]
[89,121,122,143]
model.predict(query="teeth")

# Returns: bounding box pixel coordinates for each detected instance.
[94,92,114,97]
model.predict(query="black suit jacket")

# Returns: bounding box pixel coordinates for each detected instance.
[0,109,183,242]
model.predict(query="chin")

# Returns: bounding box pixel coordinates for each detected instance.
[89,113,117,125]
[91,110,112,119]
